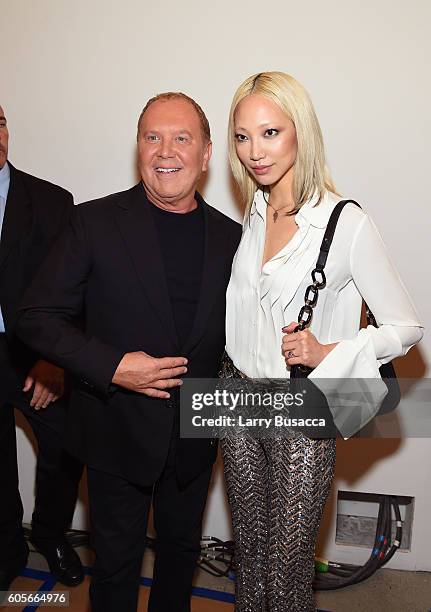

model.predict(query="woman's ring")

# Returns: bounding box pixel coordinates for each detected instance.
[287,351,295,358]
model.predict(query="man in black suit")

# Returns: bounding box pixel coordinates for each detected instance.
[0,105,84,591]
[18,93,241,612]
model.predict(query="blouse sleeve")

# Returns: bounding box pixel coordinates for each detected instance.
[309,213,423,380]
[308,213,423,438]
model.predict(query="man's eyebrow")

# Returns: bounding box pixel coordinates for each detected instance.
[142,128,194,137]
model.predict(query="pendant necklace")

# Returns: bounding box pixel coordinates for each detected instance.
[262,190,295,222]
[266,201,294,223]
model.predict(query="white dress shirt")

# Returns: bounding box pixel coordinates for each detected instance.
[0,161,11,333]
[225,189,423,434]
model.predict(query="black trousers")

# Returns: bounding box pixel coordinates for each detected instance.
[87,435,212,612]
[0,334,83,570]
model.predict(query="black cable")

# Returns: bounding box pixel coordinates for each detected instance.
[314,495,402,590]
[314,497,387,589]
[198,537,235,578]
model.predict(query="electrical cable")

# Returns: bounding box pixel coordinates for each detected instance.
[313,495,403,590]
[198,536,235,578]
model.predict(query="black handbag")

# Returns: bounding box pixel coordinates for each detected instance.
[290,199,400,415]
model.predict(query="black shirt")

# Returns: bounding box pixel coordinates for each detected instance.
[150,200,204,349]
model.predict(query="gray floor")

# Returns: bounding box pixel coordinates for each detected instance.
[315,569,430,612]
[27,545,431,611]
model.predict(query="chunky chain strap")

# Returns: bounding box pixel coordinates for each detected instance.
[295,266,376,333]
[295,268,326,331]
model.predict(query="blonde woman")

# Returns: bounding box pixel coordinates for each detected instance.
[221,72,423,611]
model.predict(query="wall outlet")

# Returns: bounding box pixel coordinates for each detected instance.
[336,491,414,551]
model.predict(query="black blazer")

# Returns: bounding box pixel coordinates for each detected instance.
[18,183,241,486]
[0,162,73,389]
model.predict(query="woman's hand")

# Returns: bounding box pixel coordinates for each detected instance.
[23,360,64,409]
[281,322,338,369]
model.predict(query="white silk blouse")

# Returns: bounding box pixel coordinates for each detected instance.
[225,189,423,435]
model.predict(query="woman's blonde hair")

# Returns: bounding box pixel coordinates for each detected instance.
[228,71,337,212]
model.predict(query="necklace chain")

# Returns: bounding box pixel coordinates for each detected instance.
[266,201,294,223]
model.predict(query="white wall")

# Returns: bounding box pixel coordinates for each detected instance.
[3,0,430,570]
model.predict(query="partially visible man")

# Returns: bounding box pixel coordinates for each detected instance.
[17,93,241,612]
[0,106,84,591]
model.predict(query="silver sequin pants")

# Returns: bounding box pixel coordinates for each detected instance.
[220,357,336,612]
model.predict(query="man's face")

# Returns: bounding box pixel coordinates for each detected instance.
[137,98,212,210]
[0,106,9,169]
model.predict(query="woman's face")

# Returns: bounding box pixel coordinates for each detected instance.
[233,94,297,189]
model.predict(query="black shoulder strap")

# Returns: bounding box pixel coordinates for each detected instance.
[315,199,360,271]
[310,198,377,328]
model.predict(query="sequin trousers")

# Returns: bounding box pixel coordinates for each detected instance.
[219,354,336,612]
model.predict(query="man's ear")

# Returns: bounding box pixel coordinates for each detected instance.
[201,140,212,172]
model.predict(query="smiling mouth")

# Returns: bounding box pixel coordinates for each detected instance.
[155,167,181,173]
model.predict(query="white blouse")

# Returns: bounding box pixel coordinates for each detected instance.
[225,189,423,436]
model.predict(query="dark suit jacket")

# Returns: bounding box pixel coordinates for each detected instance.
[18,183,241,486]
[0,162,73,395]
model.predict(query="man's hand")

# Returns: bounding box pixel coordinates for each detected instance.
[112,351,188,398]
[23,360,65,410]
